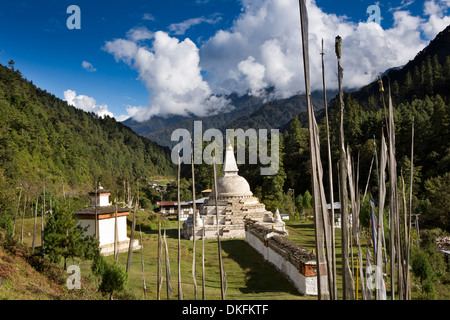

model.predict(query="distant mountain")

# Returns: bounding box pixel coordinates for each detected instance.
[124,89,336,147]
[123,92,267,147]
[227,94,324,131]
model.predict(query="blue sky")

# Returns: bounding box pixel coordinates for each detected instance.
[0,0,449,121]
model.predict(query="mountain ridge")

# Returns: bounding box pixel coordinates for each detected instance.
[123,89,336,147]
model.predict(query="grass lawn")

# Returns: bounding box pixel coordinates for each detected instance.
[78,219,313,300]
[16,215,429,300]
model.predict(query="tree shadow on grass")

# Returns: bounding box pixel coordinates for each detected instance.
[221,239,301,296]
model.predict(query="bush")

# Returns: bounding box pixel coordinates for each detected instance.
[27,253,65,285]
[91,252,107,279]
[0,213,13,237]
[2,235,28,258]
[99,262,129,300]
[412,247,436,286]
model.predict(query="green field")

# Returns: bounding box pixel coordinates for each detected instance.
[80,219,314,300]
[16,216,425,300]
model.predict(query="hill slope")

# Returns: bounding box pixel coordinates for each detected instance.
[339,24,450,109]
[0,63,176,195]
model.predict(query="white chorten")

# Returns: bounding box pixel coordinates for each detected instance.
[183,140,286,240]
[75,186,140,256]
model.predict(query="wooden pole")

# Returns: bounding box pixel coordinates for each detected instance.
[32,196,38,250]
[321,39,337,300]
[164,227,173,299]
[376,133,388,300]
[177,149,183,300]
[191,139,198,300]
[13,186,22,237]
[95,184,98,239]
[335,34,355,300]
[114,197,118,263]
[40,196,45,257]
[202,226,206,300]
[21,192,26,243]
[388,84,402,300]
[298,0,331,299]
[213,148,226,300]
[127,197,138,272]
[43,178,45,226]
[157,217,162,300]
[406,119,414,300]
[139,225,147,299]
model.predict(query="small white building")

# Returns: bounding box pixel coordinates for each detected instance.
[327,202,352,228]
[157,198,208,221]
[74,186,140,256]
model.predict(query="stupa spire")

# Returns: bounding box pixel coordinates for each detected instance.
[223,137,238,176]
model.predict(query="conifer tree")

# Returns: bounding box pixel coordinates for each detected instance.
[44,204,98,269]
[404,71,413,92]
[99,262,129,300]
[432,54,443,83]
[444,56,450,80]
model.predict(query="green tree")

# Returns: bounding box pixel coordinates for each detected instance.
[302,190,312,209]
[412,248,435,285]
[8,60,15,71]
[404,70,413,93]
[281,192,295,217]
[283,115,310,195]
[0,169,14,235]
[432,54,443,83]
[91,251,108,285]
[99,262,129,300]
[44,204,99,269]
[262,133,286,212]
[295,194,304,216]
[424,56,434,95]
[411,247,439,299]
[422,173,450,231]
[444,56,450,81]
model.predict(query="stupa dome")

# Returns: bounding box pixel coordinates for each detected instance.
[211,175,253,199]
[210,139,253,199]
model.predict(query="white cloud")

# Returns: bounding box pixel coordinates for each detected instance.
[115,114,130,122]
[238,56,267,96]
[82,61,97,72]
[103,30,231,122]
[142,13,155,21]
[104,0,450,121]
[422,0,450,39]
[126,26,154,41]
[389,0,415,12]
[168,16,222,35]
[64,90,114,119]
[199,0,449,98]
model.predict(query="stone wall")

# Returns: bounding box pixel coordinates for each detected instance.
[244,220,318,296]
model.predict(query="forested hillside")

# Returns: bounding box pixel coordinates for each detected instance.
[281,27,450,231]
[0,62,175,216]
[173,26,450,232]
